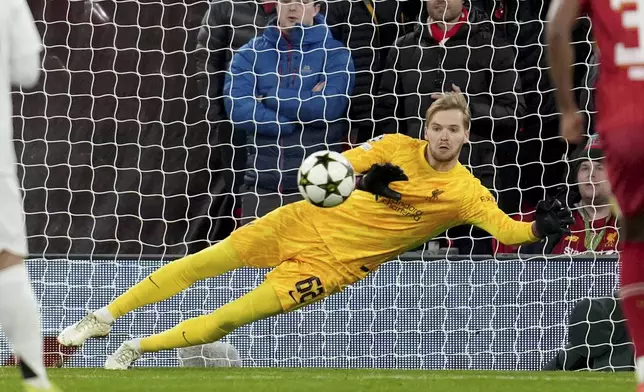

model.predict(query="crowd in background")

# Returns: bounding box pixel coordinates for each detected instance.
[194,0,617,256]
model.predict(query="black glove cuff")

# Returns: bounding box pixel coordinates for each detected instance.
[355,175,365,191]
[532,222,543,239]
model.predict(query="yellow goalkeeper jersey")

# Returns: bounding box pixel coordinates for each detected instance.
[307,133,538,272]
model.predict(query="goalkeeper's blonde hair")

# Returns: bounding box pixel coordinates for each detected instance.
[425,92,471,130]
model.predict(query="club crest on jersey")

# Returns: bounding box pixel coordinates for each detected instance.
[426,189,445,201]
[605,232,617,248]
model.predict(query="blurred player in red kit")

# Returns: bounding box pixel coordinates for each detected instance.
[547,0,644,389]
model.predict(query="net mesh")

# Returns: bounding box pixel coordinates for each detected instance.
[3,0,624,370]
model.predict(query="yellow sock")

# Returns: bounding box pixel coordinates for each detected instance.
[139,280,283,352]
[107,238,244,319]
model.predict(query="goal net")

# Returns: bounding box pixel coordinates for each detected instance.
[3,0,625,371]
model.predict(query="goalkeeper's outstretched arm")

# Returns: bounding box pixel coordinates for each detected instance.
[462,188,540,247]
[461,182,574,246]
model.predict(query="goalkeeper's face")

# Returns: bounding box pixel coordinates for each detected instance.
[424,109,469,163]
[277,0,320,29]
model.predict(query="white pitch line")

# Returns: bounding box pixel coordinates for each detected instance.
[217,374,634,383]
[35,372,634,384]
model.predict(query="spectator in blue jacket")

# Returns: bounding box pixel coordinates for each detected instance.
[224,0,355,224]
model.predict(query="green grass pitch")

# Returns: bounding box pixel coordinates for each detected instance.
[0,368,636,392]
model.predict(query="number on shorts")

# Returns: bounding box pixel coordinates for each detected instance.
[295,276,325,303]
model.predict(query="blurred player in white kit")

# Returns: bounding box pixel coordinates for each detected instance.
[0,0,61,391]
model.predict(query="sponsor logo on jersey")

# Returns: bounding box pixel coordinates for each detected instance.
[564,246,617,256]
[564,234,580,243]
[564,247,582,256]
[380,198,423,221]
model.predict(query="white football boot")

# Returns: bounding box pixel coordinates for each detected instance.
[104,340,141,370]
[57,313,112,347]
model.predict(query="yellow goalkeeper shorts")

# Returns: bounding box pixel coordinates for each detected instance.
[228,201,371,312]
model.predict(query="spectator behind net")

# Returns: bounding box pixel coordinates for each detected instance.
[492,134,620,256]
[550,134,620,255]
[373,0,526,254]
[224,0,355,225]
[195,0,279,231]
[324,0,422,144]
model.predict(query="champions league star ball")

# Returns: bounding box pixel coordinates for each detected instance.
[297,151,355,208]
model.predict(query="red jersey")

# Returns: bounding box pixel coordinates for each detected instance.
[579,0,644,132]
[493,208,620,256]
[550,210,620,255]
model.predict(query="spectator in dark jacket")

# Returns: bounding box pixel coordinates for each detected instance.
[325,0,421,143]
[224,1,355,224]
[468,0,556,118]
[374,0,525,255]
[195,0,278,225]
[375,0,524,189]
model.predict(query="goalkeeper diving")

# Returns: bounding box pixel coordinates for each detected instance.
[58,93,574,369]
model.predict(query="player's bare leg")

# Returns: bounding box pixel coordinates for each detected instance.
[104,280,284,370]
[58,238,246,347]
[0,251,60,391]
[618,214,644,391]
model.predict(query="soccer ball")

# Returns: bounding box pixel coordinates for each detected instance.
[297,151,355,207]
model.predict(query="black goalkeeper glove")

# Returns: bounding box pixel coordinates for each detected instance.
[534,198,575,238]
[357,163,408,201]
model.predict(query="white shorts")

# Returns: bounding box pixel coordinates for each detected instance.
[0,175,27,257]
